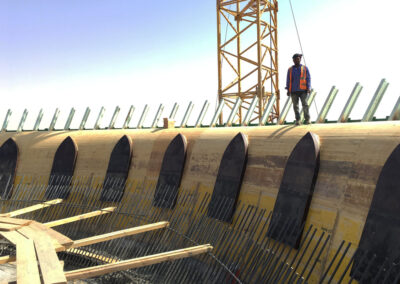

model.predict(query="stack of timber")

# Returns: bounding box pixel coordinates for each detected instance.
[0,200,212,283]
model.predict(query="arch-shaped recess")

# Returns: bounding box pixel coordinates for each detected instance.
[45,136,78,199]
[268,132,320,248]
[0,138,18,199]
[207,133,248,222]
[351,144,400,281]
[100,135,133,202]
[153,134,187,209]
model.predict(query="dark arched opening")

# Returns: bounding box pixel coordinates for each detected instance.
[153,134,187,209]
[100,135,133,202]
[0,138,18,199]
[207,132,248,222]
[45,136,78,199]
[267,132,320,248]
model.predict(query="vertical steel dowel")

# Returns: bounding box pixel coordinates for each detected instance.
[316,86,338,123]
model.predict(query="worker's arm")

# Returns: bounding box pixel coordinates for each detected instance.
[286,68,291,95]
[306,67,311,92]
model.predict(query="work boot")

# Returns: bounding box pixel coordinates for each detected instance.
[295,120,301,126]
[304,119,311,125]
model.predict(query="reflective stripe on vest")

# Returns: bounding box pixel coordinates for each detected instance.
[289,66,307,93]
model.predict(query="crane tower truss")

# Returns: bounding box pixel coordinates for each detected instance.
[217,0,279,124]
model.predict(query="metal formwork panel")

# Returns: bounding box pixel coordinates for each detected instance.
[180,102,194,128]
[94,107,105,129]
[226,98,242,126]
[108,106,120,129]
[64,108,75,130]
[278,96,293,125]
[243,96,259,126]
[210,99,225,127]
[362,79,389,122]
[123,106,135,129]
[260,94,277,125]
[1,110,11,132]
[49,108,60,131]
[33,109,43,131]
[151,104,164,128]
[316,86,338,123]
[300,90,317,121]
[195,100,210,127]
[389,97,400,121]
[137,105,149,129]
[338,82,363,123]
[17,109,28,132]
[169,103,179,120]
[79,107,91,130]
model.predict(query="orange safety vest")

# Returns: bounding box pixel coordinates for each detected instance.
[289,65,307,93]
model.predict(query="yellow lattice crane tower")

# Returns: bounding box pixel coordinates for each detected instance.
[217,0,279,124]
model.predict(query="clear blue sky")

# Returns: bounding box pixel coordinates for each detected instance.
[0,0,399,128]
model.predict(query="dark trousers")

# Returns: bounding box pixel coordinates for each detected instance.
[290,91,310,121]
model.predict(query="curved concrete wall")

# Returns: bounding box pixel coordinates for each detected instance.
[0,121,399,280]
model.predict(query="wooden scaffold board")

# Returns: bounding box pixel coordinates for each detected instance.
[0,199,213,283]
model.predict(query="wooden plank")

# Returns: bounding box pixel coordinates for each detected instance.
[44,207,116,228]
[0,222,169,264]
[0,199,63,218]
[65,244,213,281]
[34,233,67,284]
[1,230,28,245]
[30,221,73,247]
[17,226,64,251]
[0,255,15,264]
[0,217,32,226]
[70,221,169,249]
[0,223,21,231]
[17,239,41,284]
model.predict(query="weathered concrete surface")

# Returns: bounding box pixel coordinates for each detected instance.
[0,121,398,281]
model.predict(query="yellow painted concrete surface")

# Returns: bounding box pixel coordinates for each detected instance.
[1,121,399,281]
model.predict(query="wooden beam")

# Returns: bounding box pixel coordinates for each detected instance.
[0,217,32,226]
[0,222,170,264]
[18,226,64,251]
[69,221,169,249]
[44,207,116,228]
[0,199,63,218]
[1,230,28,245]
[30,221,73,247]
[65,244,213,281]
[0,223,22,232]
[34,233,67,284]
[17,239,41,284]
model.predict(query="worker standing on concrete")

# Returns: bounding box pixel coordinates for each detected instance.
[286,53,311,125]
